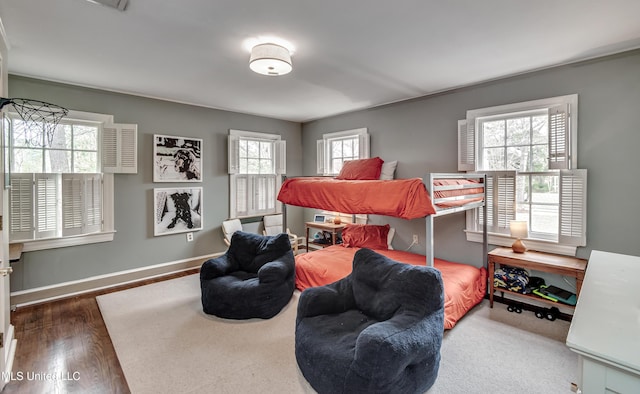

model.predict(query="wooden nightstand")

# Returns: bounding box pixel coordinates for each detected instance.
[305,222,346,250]
[488,247,587,310]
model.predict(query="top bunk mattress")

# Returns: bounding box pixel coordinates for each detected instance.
[277,177,437,220]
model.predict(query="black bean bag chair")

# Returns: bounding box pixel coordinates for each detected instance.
[200,231,295,319]
[295,248,444,394]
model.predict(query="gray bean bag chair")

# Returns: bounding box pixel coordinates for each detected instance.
[200,231,295,319]
[295,248,444,394]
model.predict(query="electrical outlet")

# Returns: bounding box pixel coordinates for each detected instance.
[186,232,194,242]
[412,234,419,244]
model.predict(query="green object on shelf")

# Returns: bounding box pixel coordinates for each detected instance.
[532,285,577,306]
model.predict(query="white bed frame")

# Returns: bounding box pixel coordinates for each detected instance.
[280,172,487,268]
[424,173,487,268]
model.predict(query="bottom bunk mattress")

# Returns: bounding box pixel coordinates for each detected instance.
[295,245,487,329]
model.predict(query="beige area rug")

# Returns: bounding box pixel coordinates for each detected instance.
[97,274,577,394]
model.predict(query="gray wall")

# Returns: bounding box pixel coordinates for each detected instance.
[302,49,640,264]
[8,76,303,291]
[10,48,640,290]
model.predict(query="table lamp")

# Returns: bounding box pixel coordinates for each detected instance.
[509,220,528,253]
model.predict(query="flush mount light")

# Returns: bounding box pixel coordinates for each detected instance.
[249,43,292,76]
[86,0,128,11]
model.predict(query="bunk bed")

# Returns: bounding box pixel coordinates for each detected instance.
[277,172,488,329]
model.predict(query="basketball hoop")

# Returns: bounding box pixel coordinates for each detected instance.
[0,97,69,146]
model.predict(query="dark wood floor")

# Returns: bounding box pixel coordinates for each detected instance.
[3,269,199,394]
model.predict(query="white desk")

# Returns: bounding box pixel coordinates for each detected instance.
[566,250,640,394]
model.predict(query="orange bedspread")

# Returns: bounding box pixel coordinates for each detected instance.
[295,245,487,329]
[277,177,436,220]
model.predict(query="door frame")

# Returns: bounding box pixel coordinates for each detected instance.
[0,18,17,389]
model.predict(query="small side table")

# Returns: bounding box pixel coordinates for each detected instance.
[305,222,346,249]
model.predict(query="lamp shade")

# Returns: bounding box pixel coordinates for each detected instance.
[509,220,528,253]
[509,221,529,239]
[249,43,292,76]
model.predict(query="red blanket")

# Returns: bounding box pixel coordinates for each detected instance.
[295,245,487,329]
[278,177,436,220]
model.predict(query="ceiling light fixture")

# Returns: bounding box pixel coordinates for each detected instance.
[86,0,128,11]
[249,43,292,76]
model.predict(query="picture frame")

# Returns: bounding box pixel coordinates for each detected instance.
[153,134,202,182]
[154,187,203,236]
[313,214,326,223]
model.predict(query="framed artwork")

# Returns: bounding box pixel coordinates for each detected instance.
[154,187,203,236]
[153,134,202,182]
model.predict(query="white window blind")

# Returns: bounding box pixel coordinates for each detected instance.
[316,140,325,174]
[457,119,475,171]
[477,171,516,234]
[558,169,587,246]
[548,104,570,170]
[10,173,103,241]
[35,174,59,239]
[228,134,240,175]
[102,123,138,173]
[9,174,34,240]
[228,130,285,218]
[62,174,103,237]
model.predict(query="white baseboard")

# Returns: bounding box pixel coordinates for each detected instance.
[10,252,223,308]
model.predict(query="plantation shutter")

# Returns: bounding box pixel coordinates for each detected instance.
[62,175,83,236]
[478,173,493,229]
[548,104,570,170]
[84,174,103,233]
[275,140,286,175]
[234,175,248,217]
[102,123,138,173]
[458,119,476,171]
[316,139,325,175]
[253,174,277,214]
[34,174,59,239]
[479,171,515,234]
[358,132,370,159]
[228,135,240,174]
[558,169,587,246]
[62,174,103,236]
[9,174,34,241]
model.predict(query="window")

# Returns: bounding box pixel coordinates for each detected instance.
[315,128,371,223]
[228,129,286,218]
[4,110,135,251]
[460,95,586,254]
[316,128,369,175]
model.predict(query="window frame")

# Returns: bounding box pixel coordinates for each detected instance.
[228,129,285,219]
[317,128,369,175]
[9,115,101,174]
[460,95,586,255]
[6,110,116,252]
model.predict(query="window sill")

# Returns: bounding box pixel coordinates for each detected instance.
[465,230,577,257]
[15,231,116,253]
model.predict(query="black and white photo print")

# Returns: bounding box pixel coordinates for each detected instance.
[154,187,203,236]
[153,134,202,182]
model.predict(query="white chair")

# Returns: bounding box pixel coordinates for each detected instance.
[221,218,243,247]
[263,214,303,254]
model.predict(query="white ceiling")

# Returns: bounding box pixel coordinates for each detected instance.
[1,0,640,123]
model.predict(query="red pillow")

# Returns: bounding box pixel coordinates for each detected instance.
[336,157,384,180]
[341,224,390,250]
